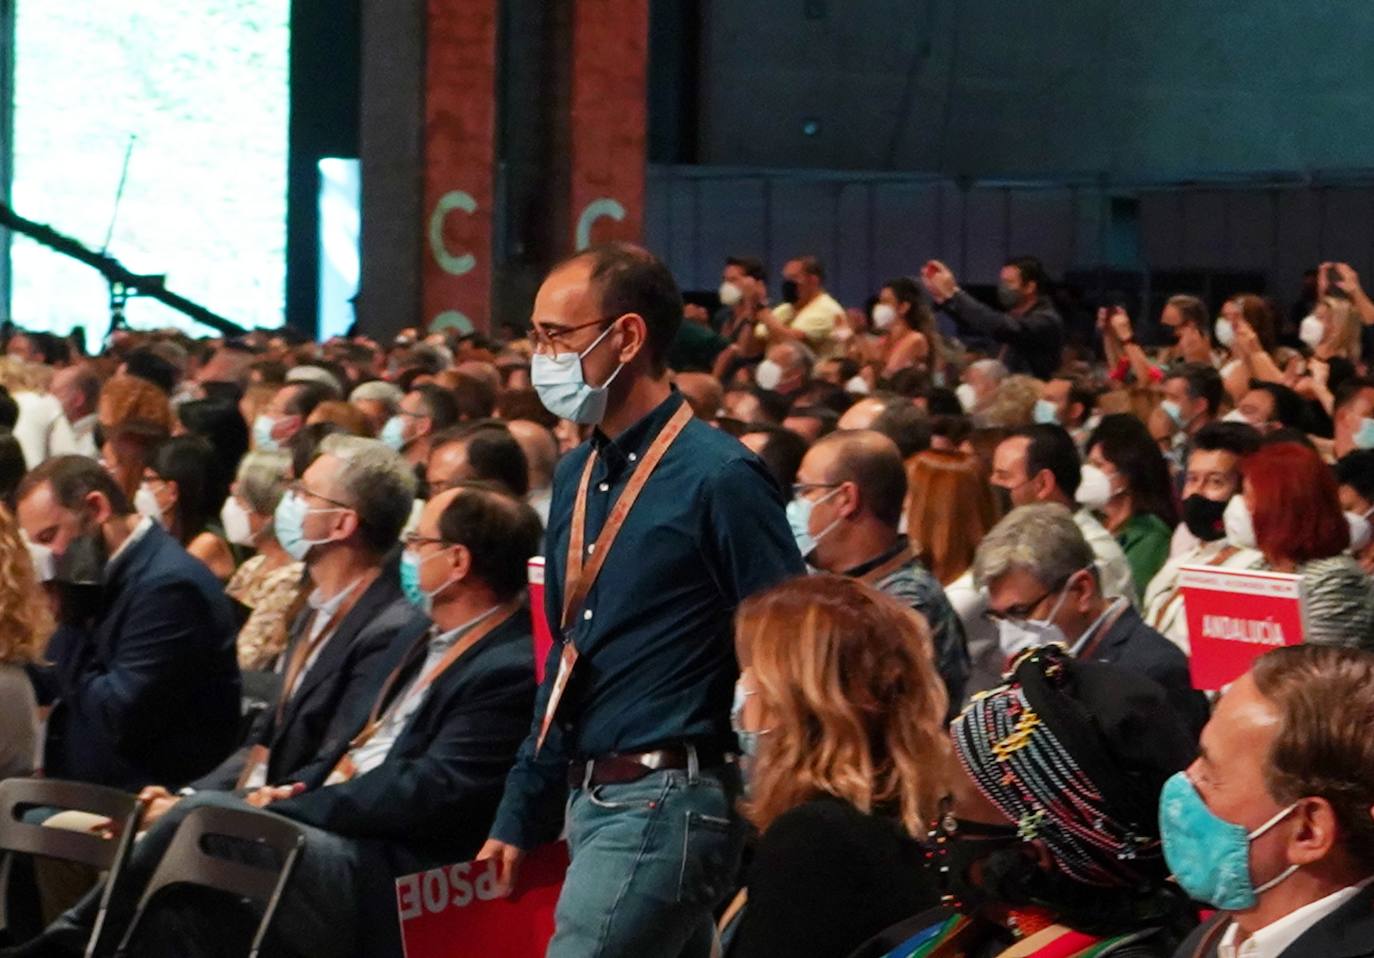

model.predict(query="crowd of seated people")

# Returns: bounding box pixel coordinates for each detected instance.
[0,242,1371,957]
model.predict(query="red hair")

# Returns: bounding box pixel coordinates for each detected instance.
[1242,442,1348,564]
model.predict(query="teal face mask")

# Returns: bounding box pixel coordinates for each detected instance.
[1354,417,1374,451]
[253,414,280,452]
[1033,398,1059,425]
[1159,771,1298,910]
[399,547,454,613]
[380,415,408,452]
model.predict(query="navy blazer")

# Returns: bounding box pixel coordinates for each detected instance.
[1088,605,1210,741]
[249,571,430,788]
[35,524,240,791]
[1175,881,1374,957]
[273,605,536,873]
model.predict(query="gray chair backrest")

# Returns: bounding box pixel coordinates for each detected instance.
[0,777,140,869]
[117,803,305,958]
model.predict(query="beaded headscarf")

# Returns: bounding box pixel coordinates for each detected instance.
[950,646,1166,889]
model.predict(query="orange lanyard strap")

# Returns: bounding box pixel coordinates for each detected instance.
[348,601,520,752]
[560,402,693,633]
[275,571,376,724]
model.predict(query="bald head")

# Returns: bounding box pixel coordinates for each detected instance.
[506,419,558,489]
[837,396,887,431]
[802,429,908,527]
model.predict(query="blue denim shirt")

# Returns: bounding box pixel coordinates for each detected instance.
[844,537,970,711]
[491,390,805,847]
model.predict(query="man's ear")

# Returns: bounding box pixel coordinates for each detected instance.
[836,480,861,520]
[1289,797,1340,867]
[613,313,649,367]
[449,543,472,582]
[84,490,113,527]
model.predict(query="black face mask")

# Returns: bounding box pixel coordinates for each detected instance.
[992,484,1014,515]
[780,279,800,305]
[1181,493,1228,542]
[53,529,108,627]
[928,813,1025,913]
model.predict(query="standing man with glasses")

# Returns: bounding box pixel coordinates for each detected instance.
[478,243,804,957]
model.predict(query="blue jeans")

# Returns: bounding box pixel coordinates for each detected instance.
[548,757,745,958]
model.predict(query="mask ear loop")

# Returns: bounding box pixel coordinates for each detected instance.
[1248,801,1301,896]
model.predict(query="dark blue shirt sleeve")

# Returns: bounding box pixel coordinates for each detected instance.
[700,455,806,605]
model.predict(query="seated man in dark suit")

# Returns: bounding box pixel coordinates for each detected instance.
[195,433,430,793]
[15,456,239,790]
[1167,645,1374,957]
[973,502,1209,737]
[9,482,544,958]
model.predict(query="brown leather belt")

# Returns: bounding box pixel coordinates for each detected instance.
[568,745,732,789]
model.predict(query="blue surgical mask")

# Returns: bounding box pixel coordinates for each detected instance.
[399,547,455,613]
[253,414,279,452]
[380,415,408,452]
[1354,417,1374,451]
[273,490,341,562]
[730,681,761,760]
[1160,399,1185,430]
[531,323,624,425]
[731,678,769,797]
[1032,398,1059,425]
[786,487,841,560]
[1159,771,1298,910]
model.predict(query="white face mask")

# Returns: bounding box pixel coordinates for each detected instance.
[1221,408,1253,426]
[996,575,1076,660]
[955,382,978,412]
[1224,495,1256,549]
[135,483,167,527]
[1075,464,1114,512]
[719,281,744,307]
[1347,512,1372,554]
[755,359,784,392]
[1299,314,1326,349]
[871,303,898,330]
[25,538,54,583]
[1215,317,1236,348]
[220,496,258,547]
[844,375,871,395]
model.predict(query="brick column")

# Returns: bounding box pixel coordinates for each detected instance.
[567,0,648,252]
[420,0,498,335]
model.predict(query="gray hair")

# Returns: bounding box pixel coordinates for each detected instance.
[285,364,343,399]
[776,339,816,377]
[318,434,417,553]
[969,358,1008,384]
[235,450,292,515]
[973,503,1094,591]
[348,379,403,414]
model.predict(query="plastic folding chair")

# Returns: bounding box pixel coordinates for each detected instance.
[114,803,305,958]
[0,777,144,958]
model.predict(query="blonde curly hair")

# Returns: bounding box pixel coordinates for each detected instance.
[736,575,950,838]
[0,504,52,663]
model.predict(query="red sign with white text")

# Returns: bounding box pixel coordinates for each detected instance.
[1180,565,1304,691]
[528,557,553,684]
[396,842,568,958]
